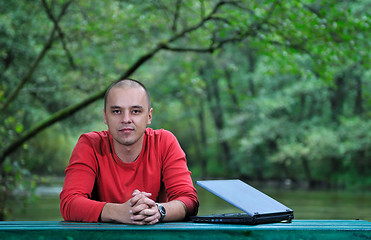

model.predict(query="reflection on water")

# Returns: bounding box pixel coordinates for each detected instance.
[8,184,371,221]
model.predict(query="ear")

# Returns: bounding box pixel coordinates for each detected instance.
[147,108,153,125]
[103,108,107,125]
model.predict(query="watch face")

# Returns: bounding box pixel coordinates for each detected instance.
[159,205,166,215]
[157,203,166,221]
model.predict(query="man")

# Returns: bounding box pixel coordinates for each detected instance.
[60,79,199,225]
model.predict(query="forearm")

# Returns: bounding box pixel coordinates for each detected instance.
[160,200,187,222]
[60,190,106,222]
[100,202,132,224]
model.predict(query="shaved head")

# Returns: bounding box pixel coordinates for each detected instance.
[104,79,151,112]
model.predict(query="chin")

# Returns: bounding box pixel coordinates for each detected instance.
[119,138,138,146]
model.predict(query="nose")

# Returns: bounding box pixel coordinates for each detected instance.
[122,110,132,123]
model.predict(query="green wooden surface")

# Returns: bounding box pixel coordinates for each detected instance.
[0,220,370,240]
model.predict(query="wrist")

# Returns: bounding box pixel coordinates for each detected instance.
[156,203,166,222]
[101,203,116,222]
[101,202,131,224]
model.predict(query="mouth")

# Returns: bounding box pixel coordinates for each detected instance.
[119,127,135,133]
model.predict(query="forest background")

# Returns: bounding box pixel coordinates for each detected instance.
[0,0,370,221]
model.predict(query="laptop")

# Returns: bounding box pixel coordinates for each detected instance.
[191,179,294,225]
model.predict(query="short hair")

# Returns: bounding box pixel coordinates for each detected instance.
[104,79,151,112]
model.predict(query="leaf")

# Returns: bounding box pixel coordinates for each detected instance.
[15,123,23,134]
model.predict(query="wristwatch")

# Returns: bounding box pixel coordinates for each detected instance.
[156,203,166,222]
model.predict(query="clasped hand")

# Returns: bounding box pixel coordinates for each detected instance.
[128,189,160,225]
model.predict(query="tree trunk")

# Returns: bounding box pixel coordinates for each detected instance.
[225,69,240,112]
[329,74,345,122]
[202,67,231,168]
[246,40,257,97]
[302,158,315,188]
[354,73,363,115]
[197,100,208,178]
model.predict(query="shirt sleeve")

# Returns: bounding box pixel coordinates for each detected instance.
[160,130,199,217]
[59,134,106,222]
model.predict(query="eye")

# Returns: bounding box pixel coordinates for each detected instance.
[132,109,142,114]
[112,109,121,114]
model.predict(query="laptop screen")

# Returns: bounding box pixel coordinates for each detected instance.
[197,179,293,216]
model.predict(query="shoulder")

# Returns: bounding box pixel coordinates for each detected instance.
[77,131,109,147]
[79,130,108,140]
[70,131,110,163]
[144,128,181,151]
[145,128,177,141]
[144,129,186,165]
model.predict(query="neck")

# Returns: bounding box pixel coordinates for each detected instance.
[113,136,144,163]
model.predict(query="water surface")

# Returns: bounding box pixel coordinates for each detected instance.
[8,185,371,221]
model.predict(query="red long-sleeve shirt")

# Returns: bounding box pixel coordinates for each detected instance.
[60,128,198,222]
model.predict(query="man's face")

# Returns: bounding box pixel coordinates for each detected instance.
[103,86,152,148]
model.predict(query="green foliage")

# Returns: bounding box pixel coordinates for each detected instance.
[0,157,38,220]
[21,125,75,174]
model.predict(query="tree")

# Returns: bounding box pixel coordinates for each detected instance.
[0,0,281,219]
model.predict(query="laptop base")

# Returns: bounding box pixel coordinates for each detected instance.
[191,212,293,225]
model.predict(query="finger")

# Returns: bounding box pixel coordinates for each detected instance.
[132,212,160,224]
[130,194,155,208]
[134,192,152,200]
[131,205,158,220]
[147,218,159,225]
[131,199,156,213]
[141,206,159,221]
[136,215,159,225]
[142,214,160,224]
[130,193,146,206]
[141,191,152,197]
[138,207,158,218]
[131,203,150,215]
[132,190,152,197]
[132,189,141,196]
[142,196,156,207]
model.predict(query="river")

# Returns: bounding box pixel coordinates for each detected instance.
[7,184,371,221]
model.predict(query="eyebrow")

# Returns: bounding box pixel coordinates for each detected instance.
[110,105,121,109]
[109,105,144,109]
[131,105,144,109]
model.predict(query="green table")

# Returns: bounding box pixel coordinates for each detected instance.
[0,220,370,239]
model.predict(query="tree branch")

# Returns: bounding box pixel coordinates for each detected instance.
[0,88,105,163]
[161,46,214,53]
[0,0,72,114]
[42,0,76,69]
[0,0,278,163]
[166,0,231,43]
[171,0,182,32]
[0,42,164,164]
